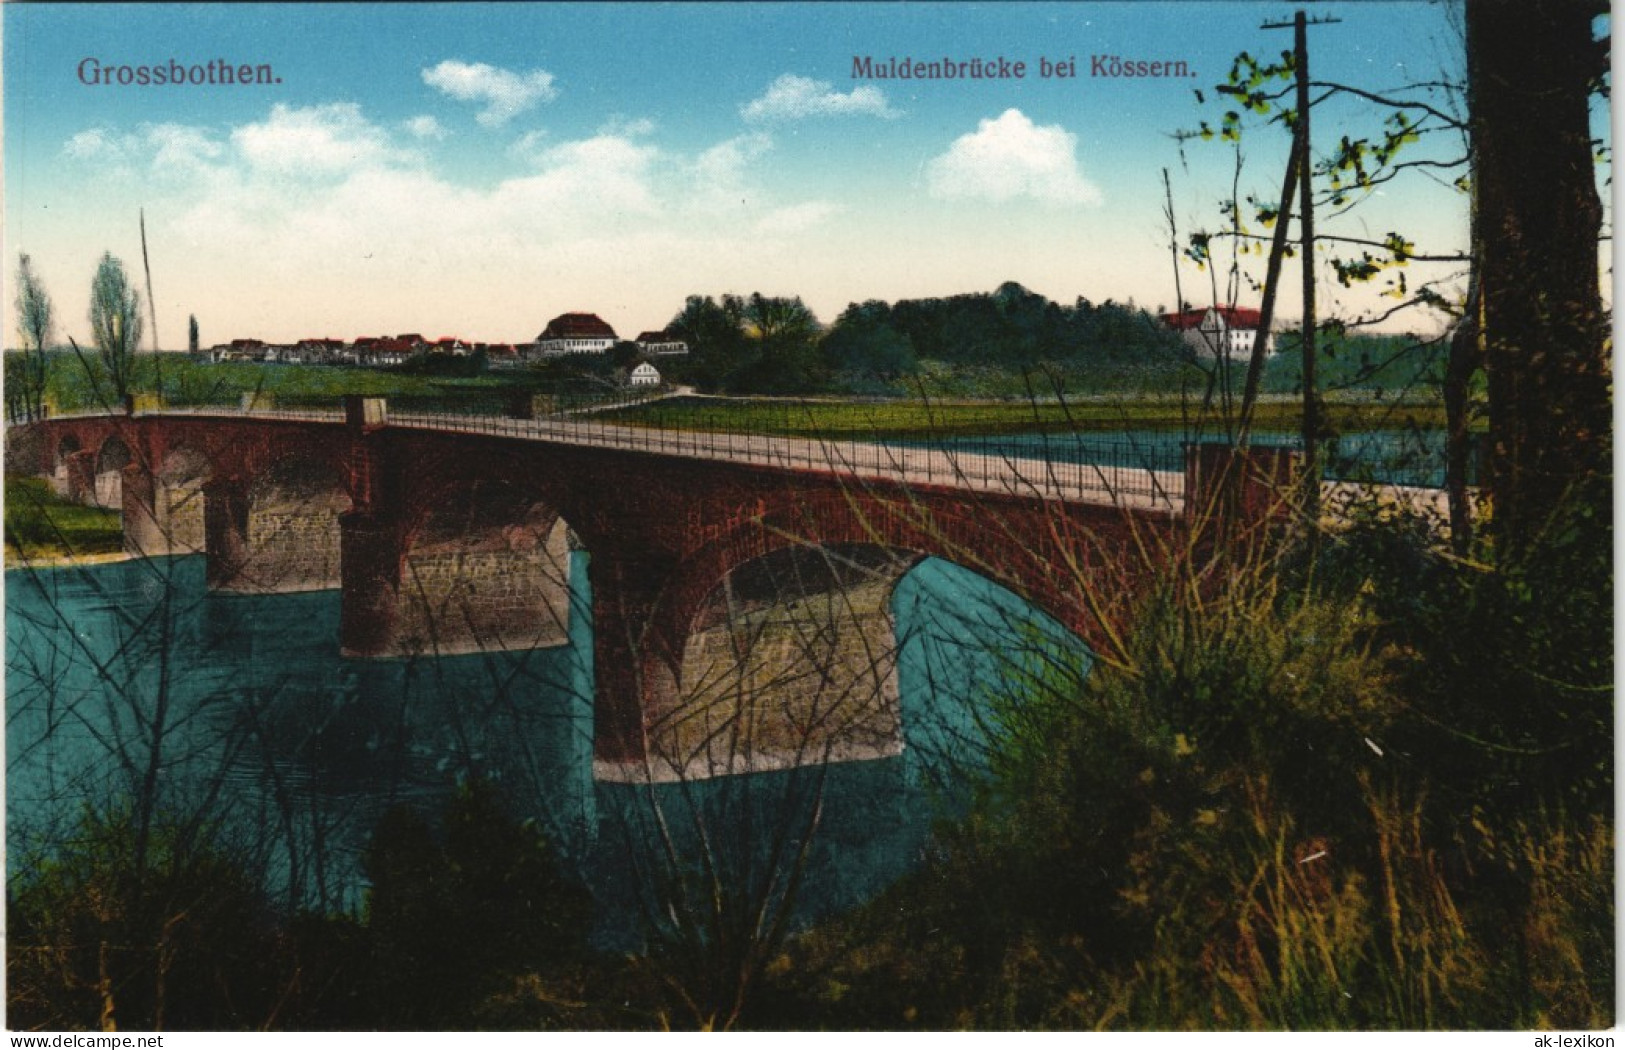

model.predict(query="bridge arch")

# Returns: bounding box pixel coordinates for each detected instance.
[651,543,921,777]
[50,435,83,497]
[207,452,352,592]
[91,435,132,508]
[150,446,211,555]
[626,484,1125,779]
[159,445,213,486]
[647,485,1118,674]
[389,476,577,657]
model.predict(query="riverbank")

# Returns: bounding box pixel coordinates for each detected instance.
[3,477,124,564]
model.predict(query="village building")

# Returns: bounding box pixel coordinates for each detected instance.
[634,330,690,356]
[209,338,268,363]
[481,343,521,368]
[1160,306,1270,361]
[534,313,618,357]
[350,336,412,367]
[628,362,662,387]
[295,338,347,364]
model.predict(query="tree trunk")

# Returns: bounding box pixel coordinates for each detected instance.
[1468,0,1610,557]
[1443,284,1480,553]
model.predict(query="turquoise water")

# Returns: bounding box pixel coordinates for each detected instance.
[909,429,1471,488]
[6,551,1088,943]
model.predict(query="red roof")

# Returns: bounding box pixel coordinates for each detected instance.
[1161,307,1264,331]
[539,312,618,341]
[636,329,681,343]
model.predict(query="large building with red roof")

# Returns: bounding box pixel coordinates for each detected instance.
[1160,306,1270,361]
[534,312,619,356]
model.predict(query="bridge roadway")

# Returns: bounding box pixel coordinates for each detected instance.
[141,404,1187,513]
[117,405,1453,520]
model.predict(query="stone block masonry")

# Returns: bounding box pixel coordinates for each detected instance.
[392,539,572,658]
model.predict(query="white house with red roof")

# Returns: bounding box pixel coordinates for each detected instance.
[635,329,689,356]
[1161,306,1270,361]
[534,312,618,357]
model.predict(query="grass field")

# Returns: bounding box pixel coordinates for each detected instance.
[17,351,1468,438]
[4,477,124,562]
[598,394,1457,438]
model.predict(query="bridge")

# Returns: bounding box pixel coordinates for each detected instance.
[7,400,1301,780]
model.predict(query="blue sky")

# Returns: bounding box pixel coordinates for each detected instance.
[6,2,1490,348]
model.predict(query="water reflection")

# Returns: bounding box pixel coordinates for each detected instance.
[6,550,1088,943]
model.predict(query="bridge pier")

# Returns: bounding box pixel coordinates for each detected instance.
[62,449,97,505]
[121,466,164,557]
[396,517,574,656]
[203,479,253,590]
[339,510,403,657]
[119,465,206,558]
[338,509,574,658]
[588,551,683,775]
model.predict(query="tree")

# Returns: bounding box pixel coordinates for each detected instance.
[1178,17,1477,532]
[1467,0,1611,557]
[188,314,199,355]
[88,252,144,404]
[607,339,643,372]
[821,300,918,383]
[12,252,54,422]
[664,293,825,394]
[738,293,823,393]
[667,294,749,392]
[362,781,592,1028]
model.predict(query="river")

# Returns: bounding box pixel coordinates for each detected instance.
[5,549,1089,946]
[910,428,1476,489]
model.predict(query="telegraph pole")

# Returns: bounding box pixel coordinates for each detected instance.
[1263,10,1338,520]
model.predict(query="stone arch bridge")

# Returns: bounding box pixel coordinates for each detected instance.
[8,402,1298,778]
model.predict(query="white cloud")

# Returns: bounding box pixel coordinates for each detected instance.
[63,127,130,161]
[147,124,224,174]
[507,128,550,162]
[423,60,558,126]
[504,134,662,218]
[403,115,446,140]
[755,200,840,235]
[63,124,224,183]
[926,109,1101,206]
[678,132,776,216]
[48,103,848,343]
[599,115,656,137]
[232,102,416,177]
[742,74,898,123]
[692,132,772,185]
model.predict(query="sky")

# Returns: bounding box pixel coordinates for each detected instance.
[4,1,1498,349]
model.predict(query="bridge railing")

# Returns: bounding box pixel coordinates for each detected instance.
[11,401,1184,510]
[383,407,1183,511]
[145,404,347,423]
